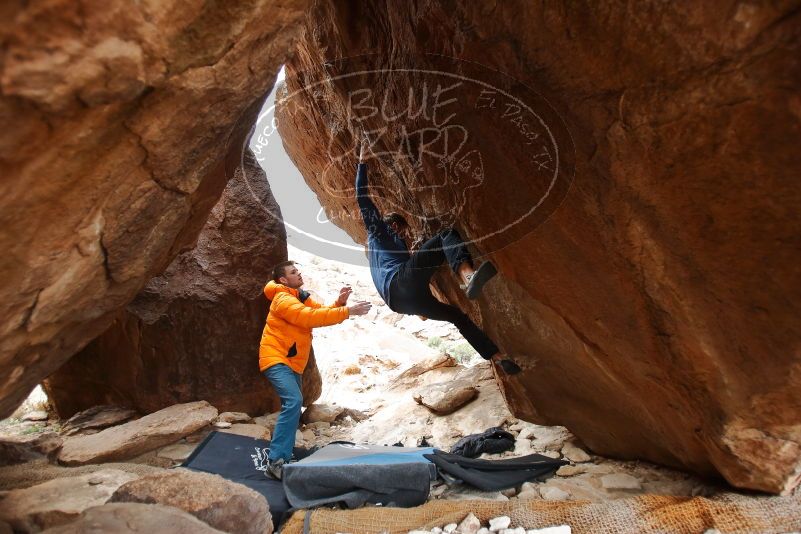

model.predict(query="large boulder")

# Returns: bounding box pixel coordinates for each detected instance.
[275,2,801,493]
[0,0,311,418]
[42,150,318,417]
[39,503,225,534]
[109,469,272,534]
[0,469,138,532]
[58,401,217,466]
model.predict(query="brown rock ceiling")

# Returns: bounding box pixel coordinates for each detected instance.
[275,1,801,493]
[0,0,311,417]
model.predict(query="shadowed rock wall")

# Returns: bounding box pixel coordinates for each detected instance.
[0,0,311,417]
[275,1,801,493]
[43,150,321,417]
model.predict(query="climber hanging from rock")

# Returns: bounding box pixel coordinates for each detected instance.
[354,133,521,375]
[259,260,372,479]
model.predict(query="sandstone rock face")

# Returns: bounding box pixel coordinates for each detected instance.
[109,469,272,534]
[42,150,316,417]
[58,401,217,466]
[276,2,801,492]
[39,503,225,534]
[0,469,138,532]
[0,0,311,418]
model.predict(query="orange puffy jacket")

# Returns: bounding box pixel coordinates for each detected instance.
[258,281,349,374]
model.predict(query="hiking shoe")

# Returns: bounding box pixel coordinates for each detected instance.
[265,458,285,480]
[465,261,498,299]
[497,359,522,375]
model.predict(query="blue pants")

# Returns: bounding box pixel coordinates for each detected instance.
[263,364,303,462]
[389,229,499,359]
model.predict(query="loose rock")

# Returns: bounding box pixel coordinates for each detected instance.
[540,486,571,501]
[21,411,48,422]
[302,403,345,424]
[217,412,252,424]
[0,469,138,532]
[109,469,271,534]
[58,402,217,466]
[38,503,226,533]
[413,380,478,415]
[456,512,481,534]
[489,516,511,531]
[60,406,137,436]
[561,442,591,463]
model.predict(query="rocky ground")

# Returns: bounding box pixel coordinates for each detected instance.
[0,247,781,533]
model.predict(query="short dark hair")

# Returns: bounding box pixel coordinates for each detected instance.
[383,212,408,228]
[272,260,295,282]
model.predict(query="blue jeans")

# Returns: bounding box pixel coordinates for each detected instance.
[263,364,303,462]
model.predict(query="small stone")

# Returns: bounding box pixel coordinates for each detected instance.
[302,429,315,441]
[21,411,48,422]
[561,442,590,463]
[556,465,585,477]
[252,413,279,430]
[443,523,457,533]
[430,484,447,498]
[600,473,642,490]
[539,486,570,501]
[517,426,537,440]
[501,486,518,497]
[301,403,344,424]
[217,412,251,424]
[541,450,562,459]
[517,489,539,500]
[295,429,304,443]
[489,516,511,531]
[213,421,232,428]
[308,421,331,430]
[456,512,481,534]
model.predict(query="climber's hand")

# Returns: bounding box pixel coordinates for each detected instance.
[335,286,352,307]
[348,301,372,316]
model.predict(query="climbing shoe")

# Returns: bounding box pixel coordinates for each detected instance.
[465,261,498,299]
[265,458,285,480]
[497,359,522,375]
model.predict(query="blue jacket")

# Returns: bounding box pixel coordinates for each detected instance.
[355,163,409,305]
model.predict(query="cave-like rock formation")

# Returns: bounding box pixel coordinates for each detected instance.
[42,150,320,417]
[0,0,310,417]
[275,1,801,493]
